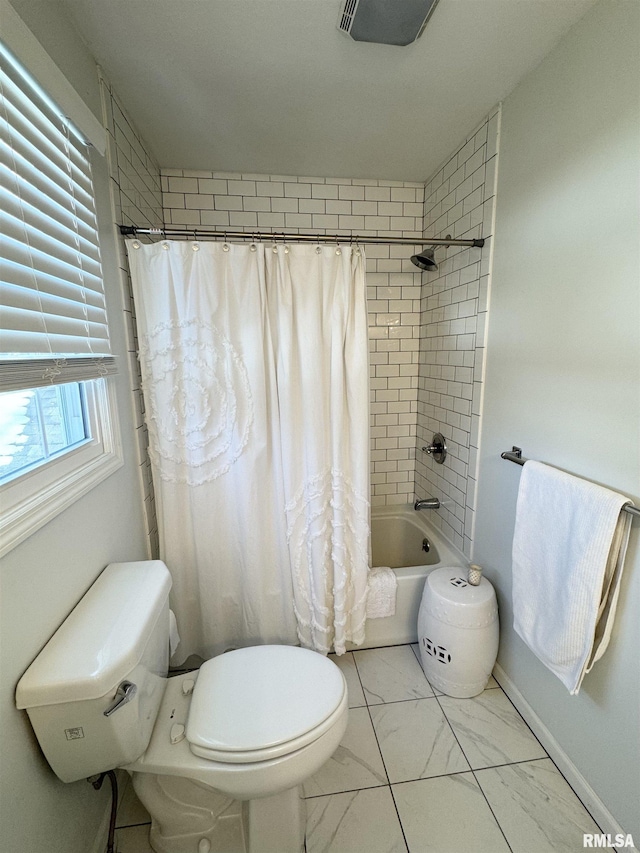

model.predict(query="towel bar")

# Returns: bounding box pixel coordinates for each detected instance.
[501,447,640,518]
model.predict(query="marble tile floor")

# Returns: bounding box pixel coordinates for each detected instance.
[115,644,601,853]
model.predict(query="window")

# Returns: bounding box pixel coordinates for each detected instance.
[0,37,122,556]
[0,382,88,482]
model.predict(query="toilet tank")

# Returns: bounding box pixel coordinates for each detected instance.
[16,561,172,783]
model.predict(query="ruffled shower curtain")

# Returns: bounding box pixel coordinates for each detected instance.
[127,240,369,660]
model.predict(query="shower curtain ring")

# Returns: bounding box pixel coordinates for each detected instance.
[192,229,200,251]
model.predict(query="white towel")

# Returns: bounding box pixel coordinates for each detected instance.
[512,461,633,695]
[366,567,398,619]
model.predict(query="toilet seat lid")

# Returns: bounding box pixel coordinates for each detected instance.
[186,645,345,758]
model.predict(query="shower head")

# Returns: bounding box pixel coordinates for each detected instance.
[410,248,438,271]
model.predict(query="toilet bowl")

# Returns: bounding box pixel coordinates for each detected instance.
[15,561,348,853]
[126,646,349,852]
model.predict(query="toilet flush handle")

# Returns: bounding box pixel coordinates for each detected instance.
[103,681,137,717]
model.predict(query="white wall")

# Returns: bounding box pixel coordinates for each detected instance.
[0,4,149,851]
[474,0,640,838]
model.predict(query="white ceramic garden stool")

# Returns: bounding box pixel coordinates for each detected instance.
[417,565,498,698]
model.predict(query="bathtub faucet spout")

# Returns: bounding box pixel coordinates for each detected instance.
[414,498,440,511]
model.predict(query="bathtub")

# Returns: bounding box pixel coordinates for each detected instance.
[351,504,466,650]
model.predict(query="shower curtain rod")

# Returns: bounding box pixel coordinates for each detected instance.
[119,225,484,249]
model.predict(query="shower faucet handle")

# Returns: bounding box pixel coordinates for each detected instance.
[422,432,447,464]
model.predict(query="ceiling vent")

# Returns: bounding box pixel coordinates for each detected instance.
[337,0,440,47]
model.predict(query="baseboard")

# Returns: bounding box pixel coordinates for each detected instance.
[493,663,637,851]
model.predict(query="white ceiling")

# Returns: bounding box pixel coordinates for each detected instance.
[58,0,597,182]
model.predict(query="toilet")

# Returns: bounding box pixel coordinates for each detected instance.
[15,561,348,853]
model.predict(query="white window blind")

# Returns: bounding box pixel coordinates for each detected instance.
[0,41,115,392]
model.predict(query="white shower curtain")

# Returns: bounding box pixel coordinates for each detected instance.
[127,240,369,660]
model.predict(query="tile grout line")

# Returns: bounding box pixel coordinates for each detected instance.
[303,756,557,801]
[410,645,514,853]
[386,786,411,853]
[431,692,514,852]
[468,766,514,853]
[353,645,521,852]
[358,681,501,709]
[491,672,606,835]
[426,659,610,847]
[304,781,391,800]
[351,651,411,853]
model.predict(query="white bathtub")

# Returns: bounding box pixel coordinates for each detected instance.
[351,504,466,650]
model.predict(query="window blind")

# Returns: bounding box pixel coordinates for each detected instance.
[0,41,115,392]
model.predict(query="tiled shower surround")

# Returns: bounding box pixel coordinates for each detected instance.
[103,86,499,557]
[99,73,162,558]
[161,171,426,510]
[415,108,500,555]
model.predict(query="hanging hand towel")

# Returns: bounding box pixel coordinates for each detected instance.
[512,460,633,694]
[366,567,398,619]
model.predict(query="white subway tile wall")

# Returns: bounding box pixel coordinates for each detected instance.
[415,106,500,555]
[99,74,162,558]
[161,170,426,507]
